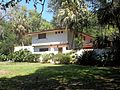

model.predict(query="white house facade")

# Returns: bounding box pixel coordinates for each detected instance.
[28,29,74,54]
[14,29,93,54]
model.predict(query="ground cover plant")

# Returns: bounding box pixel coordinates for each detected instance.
[0,62,120,90]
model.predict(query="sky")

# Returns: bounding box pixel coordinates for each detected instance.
[20,0,54,22]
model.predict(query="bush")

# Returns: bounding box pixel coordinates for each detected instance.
[0,55,7,61]
[8,50,40,62]
[53,53,71,64]
[76,50,100,66]
[39,54,52,63]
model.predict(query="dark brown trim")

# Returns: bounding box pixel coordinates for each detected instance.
[27,28,93,38]
[27,28,66,35]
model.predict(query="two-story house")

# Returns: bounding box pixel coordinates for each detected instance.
[14,28,93,54]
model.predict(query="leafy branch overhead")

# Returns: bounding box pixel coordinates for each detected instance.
[87,0,120,32]
[0,0,45,14]
[49,0,91,31]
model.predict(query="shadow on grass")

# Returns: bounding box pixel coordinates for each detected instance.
[0,65,120,90]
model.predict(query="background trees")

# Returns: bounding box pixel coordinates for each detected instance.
[87,0,120,33]
[0,4,54,54]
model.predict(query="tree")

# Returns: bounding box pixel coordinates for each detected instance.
[48,0,90,31]
[7,5,30,45]
[88,0,120,32]
[0,0,45,14]
[0,21,16,55]
[28,10,54,32]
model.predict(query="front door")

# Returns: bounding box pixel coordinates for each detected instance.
[58,47,62,53]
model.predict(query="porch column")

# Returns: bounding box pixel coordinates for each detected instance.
[63,47,66,53]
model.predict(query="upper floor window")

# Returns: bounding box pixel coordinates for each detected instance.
[55,31,64,34]
[61,31,63,33]
[38,33,46,39]
[58,31,60,34]
[55,32,57,34]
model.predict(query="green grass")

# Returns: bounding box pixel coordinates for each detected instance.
[0,62,120,90]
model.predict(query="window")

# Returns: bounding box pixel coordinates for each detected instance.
[58,31,60,34]
[38,33,46,39]
[55,32,57,34]
[39,48,48,52]
[55,31,63,34]
[61,31,63,33]
[66,47,68,50]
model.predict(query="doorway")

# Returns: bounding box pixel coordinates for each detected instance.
[58,47,63,53]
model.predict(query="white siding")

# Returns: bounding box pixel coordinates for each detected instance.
[32,30,68,46]
[14,46,34,53]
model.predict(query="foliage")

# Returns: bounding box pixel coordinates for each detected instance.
[93,36,111,49]
[39,54,52,63]
[49,0,91,31]
[88,0,120,32]
[0,5,54,54]
[0,0,45,14]
[0,22,16,55]
[76,50,100,66]
[11,50,40,62]
[53,53,71,64]
[7,6,31,45]
[74,37,83,49]
[0,55,7,61]
[28,10,54,32]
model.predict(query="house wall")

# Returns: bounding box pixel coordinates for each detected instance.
[14,46,34,53]
[83,35,92,44]
[82,34,93,48]
[32,30,68,46]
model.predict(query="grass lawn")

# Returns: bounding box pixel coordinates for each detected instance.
[0,62,120,90]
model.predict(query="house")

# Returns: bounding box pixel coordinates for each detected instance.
[14,28,93,54]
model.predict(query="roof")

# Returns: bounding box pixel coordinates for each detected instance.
[27,28,93,38]
[27,28,67,35]
[79,32,93,38]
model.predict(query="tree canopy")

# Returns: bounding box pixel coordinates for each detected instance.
[0,0,45,13]
[48,0,91,32]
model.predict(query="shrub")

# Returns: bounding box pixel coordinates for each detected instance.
[39,54,52,63]
[8,50,40,62]
[0,54,7,61]
[53,53,71,64]
[76,50,100,66]
[70,53,78,64]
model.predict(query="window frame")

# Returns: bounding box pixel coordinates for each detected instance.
[38,33,46,39]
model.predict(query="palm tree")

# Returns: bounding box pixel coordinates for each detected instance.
[55,0,89,31]
[8,5,30,45]
[52,0,90,49]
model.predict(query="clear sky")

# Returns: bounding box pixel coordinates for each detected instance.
[20,0,53,22]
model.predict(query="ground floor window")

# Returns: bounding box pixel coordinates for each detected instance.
[39,48,48,52]
[66,47,68,50]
